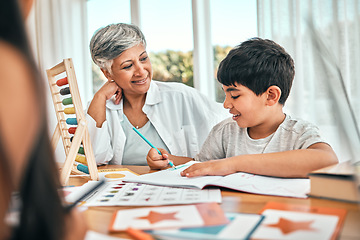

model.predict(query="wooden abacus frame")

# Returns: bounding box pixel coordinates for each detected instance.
[47,58,98,185]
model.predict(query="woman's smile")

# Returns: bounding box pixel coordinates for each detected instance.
[131,77,148,85]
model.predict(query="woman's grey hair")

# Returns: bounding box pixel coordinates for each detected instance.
[90,23,146,73]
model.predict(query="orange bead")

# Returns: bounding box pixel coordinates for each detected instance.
[56,77,68,86]
[68,127,76,134]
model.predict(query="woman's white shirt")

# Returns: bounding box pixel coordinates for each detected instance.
[120,114,170,165]
[86,80,228,165]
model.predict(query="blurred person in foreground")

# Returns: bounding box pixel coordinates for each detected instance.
[0,0,87,239]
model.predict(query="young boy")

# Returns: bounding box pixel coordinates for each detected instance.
[147,38,338,178]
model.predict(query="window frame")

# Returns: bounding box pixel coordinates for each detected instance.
[129,0,216,100]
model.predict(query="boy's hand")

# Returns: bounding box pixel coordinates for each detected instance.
[180,159,236,177]
[147,148,170,170]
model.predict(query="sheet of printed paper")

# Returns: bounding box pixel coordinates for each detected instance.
[149,212,265,239]
[251,201,347,240]
[251,209,340,240]
[109,203,228,232]
[66,181,221,206]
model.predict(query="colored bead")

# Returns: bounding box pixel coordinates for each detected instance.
[56,77,68,86]
[64,107,75,114]
[75,155,87,165]
[68,127,76,134]
[77,164,89,174]
[62,97,73,105]
[66,118,77,125]
[78,147,84,154]
[60,87,70,95]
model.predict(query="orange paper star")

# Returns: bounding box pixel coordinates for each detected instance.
[266,217,316,234]
[136,211,179,224]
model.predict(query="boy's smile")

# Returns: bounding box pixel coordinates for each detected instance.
[223,84,268,130]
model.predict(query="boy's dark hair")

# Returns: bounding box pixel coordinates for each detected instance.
[217,37,295,105]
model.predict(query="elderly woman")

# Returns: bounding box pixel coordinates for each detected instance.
[87,23,227,166]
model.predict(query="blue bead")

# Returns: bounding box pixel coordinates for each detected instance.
[66,118,77,125]
[77,164,89,174]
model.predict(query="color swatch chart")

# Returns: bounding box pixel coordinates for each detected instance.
[67,181,221,207]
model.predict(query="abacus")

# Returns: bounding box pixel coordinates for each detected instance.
[46,58,98,185]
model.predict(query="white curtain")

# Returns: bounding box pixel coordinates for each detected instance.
[26,0,91,162]
[257,0,360,162]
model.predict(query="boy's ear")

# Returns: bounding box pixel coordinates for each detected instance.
[266,86,281,106]
[100,68,112,82]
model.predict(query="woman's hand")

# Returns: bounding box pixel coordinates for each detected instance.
[180,159,237,177]
[88,81,122,127]
[97,80,122,105]
[64,208,87,240]
[147,148,171,170]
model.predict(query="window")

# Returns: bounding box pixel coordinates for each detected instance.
[210,0,257,102]
[86,0,258,102]
[87,0,131,93]
[141,0,194,87]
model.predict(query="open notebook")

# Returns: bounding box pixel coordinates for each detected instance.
[123,161,310,198]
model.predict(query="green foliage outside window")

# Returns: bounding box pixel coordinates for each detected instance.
[150,50,194,87]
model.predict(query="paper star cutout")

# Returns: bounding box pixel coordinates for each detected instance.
[266,217,316,234]
[137,211,179,224]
